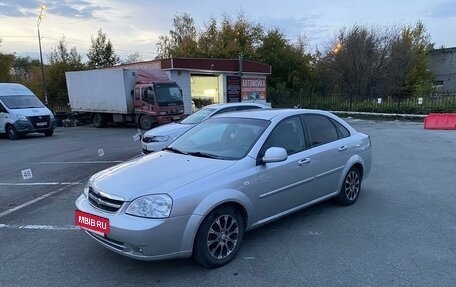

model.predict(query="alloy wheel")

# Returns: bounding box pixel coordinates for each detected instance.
[344,170,360,200]
[206,215,239,260]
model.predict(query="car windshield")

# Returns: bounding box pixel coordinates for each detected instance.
[168,117,270,160]
[0,95,45,109]
[180,108,216,125]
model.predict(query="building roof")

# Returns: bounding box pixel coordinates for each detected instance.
[117,57,271,75]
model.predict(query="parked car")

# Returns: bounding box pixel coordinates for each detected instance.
[141,102,270,154]
[75,109,372,268]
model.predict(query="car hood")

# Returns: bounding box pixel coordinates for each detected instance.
[143,122,193,137]
[10,107,53,117]
[90,152,236,201]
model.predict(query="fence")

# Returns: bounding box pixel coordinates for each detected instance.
[273,91,456,114]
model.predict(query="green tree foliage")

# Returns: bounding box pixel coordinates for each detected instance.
[0,53,15,82]
[157,13,198,58]
[257,29,314,105]
[46,37,85,107]
[87,29,120,68]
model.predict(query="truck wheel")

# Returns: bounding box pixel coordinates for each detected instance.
[44,129,54,137]
[139,115,154,130]
[6,125,20,140]
[93,113,107,128]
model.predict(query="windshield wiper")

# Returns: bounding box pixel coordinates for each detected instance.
[163,147,188,155]
[187,151,223,159]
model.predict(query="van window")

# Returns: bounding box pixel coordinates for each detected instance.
[0,95,44,109]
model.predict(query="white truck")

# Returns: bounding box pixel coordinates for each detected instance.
[65,68,185,129]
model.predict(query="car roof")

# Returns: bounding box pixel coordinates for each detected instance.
[203,102,270,110]
[212,108,336,121]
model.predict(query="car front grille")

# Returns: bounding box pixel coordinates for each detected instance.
[27,115,50,128]
[88,187,124,213]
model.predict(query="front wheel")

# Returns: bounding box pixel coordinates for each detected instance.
[193,206,244,268]
[6,125,20,140]
[139,115,155,130]
[44,129,54,137]
[335,167,362,206]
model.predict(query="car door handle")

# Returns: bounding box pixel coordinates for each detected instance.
[339,145,348,152]
[298,158,311,166]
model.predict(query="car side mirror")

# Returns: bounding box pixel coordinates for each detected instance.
[262,147,287,163]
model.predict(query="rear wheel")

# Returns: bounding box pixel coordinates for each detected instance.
[139,115,154,130]
[193,206,244,268]
[6,125,20,140]
[93,113,108,128]
[335,167,362,206]
[44,129,54,137]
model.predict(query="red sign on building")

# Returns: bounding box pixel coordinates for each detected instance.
[241,77,266,101]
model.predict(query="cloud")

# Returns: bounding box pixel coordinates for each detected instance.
[0,0,110,19]
[428,0,456,18]
[0,0,37,17]
[47,0,111,19]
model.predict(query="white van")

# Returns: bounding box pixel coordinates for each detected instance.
[0,83,55,140]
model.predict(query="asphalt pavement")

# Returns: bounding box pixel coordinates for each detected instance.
[0,120,455,287]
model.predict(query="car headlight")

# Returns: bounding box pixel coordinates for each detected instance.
[151,135,170,142]
[126,194,172,218]
[17,114,28,121]
[83,183,90,197]
[50,114,55,119]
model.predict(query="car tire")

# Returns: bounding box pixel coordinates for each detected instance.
[44,129,54,137]
[193,206,244,268]
[6,125,20,140]
[93,113,107,128]
[139,115,154,130]
[335,167,362,206]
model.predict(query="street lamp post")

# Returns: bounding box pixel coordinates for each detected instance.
[37,4,48,106]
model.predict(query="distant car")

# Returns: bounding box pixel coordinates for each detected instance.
[141,102,270,153]
[75,109,372,268]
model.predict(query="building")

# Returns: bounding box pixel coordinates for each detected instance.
[428,47,456,91]
[119,57,271,114]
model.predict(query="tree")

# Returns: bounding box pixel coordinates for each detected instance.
[257,29,314,105]
[156,13,198,58]
[46,37,85,107]
[122,52,143,64]
[87,29,120,68]
[320,25,391,105]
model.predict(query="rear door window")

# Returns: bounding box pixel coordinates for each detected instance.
[302,115,339,147]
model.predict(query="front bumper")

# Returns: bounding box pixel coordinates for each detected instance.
[14,119,55,134]
[141,140,170,154]
[75,193,199,261]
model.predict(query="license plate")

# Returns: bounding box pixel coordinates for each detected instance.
[75,210,110,235]
[36,122,47,126]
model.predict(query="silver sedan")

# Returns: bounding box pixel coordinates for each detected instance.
[75,109,372,268]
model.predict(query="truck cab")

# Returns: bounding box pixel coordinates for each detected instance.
[133,82,184,130]
[0,83,55,140]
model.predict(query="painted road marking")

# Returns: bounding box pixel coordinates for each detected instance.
[0,186,69,218]
[0,182,82,186]
[32,161,123,164]
[0,224,79,230]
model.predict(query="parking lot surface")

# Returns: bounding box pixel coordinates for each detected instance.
[0,120,455,287]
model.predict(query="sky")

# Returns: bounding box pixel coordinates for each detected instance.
[0,0,455,63]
